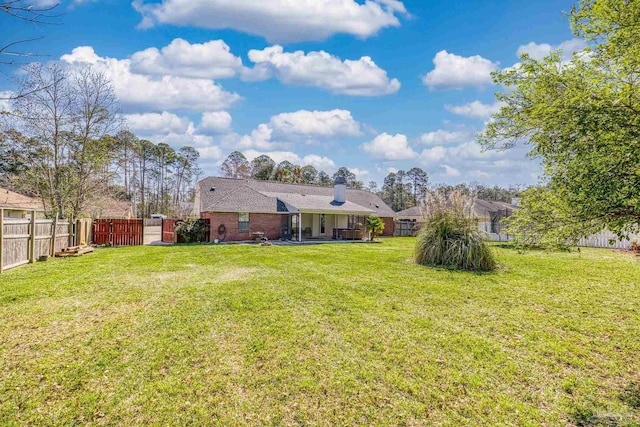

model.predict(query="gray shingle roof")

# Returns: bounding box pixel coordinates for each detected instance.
[197,177,395,216]
[395,206,423,217]
[395,200,518,219]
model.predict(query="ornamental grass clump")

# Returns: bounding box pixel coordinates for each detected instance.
[415,190,496,271]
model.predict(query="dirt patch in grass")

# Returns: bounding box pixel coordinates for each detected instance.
[216,267,259,283]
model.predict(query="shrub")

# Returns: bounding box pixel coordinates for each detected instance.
[175,219,210,243]
[366,215,385,241]
[415,190,496,271]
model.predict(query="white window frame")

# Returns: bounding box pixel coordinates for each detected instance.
[238,212,250,232]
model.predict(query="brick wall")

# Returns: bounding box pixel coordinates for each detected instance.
[381,216,395,237]
[202,211,286,242]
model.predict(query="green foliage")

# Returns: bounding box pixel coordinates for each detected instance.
[621,382,640,410]
[175,218,210,243]
[505,187,601,250]
[380,167,429,212]
[332,167,363,189]
[221,151,251,179]
[365,215,384,241]
[480,0,640,241]
[415,190,496,271]
[250,155,276,180]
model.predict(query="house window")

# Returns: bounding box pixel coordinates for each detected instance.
[238,213,249,232]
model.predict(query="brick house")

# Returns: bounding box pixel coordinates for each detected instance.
[194,177,395,242]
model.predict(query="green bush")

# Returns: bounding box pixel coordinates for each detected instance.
[366,215,385,241]
[175,219,210,243]
[415,190,496,272]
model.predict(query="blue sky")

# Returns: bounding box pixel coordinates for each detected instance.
[1,0,581,186]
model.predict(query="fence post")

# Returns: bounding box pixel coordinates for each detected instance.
[0,208,4,273]
[50,216,58,257]
[29,210,36,264]
[68,221,74,248]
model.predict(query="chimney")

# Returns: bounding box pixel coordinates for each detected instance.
[334,177,346,203]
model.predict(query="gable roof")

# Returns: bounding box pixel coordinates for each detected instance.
[89,198,133,219]
[197,177,395,216]
[0,188,44,211]
[396,200,518,219]
[395,206,423,217]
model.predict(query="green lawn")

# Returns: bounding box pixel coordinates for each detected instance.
[1,239,639,426]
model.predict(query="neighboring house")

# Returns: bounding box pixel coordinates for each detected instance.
[395,199,518,236]
[194,177,395,242]
[88,198,133,219]
[0,188,44,218]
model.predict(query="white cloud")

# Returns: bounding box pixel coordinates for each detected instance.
[60,46,240,112]
[130,38,244,79]
[302,154,336,172]
[349,168,369,179]
[422,50,498,90]
[419,146,447,162]
[517,38,588,62]
[269,109,362,138]
[225,109,362,151]
[445,100,504,119]
[360,133,417,160]
[132,0,407,43]
[233,124,280,150]
[200,111,232,134]
[197,145,224,161]
[443,165,461,177]
[124,111,191,134]
[247,46,400,96]
[420,129,471,145]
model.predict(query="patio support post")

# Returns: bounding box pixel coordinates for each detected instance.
[298,212,302,242]
[0,208,4,273]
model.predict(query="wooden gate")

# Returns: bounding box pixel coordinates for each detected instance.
[162,219,177,243]
[394,221,422,237]
[92,219,143,246]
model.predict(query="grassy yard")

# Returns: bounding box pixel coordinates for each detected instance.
[1,239,639,426]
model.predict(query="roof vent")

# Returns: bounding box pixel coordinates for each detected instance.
[210,187,216,192]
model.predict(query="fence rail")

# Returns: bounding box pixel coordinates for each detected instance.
[0,210,91,273]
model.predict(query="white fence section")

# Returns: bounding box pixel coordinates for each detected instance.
[577,231,639,250]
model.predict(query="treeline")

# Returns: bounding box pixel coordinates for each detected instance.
[220,151,364,188]
[0,63,200,220]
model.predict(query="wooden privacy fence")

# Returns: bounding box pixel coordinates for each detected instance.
[93,219,143,246]
[162,219,177,243]
[1,212,76,273]
[394,221,422,237]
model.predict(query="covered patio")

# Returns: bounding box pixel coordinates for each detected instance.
[290,212,370,241]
